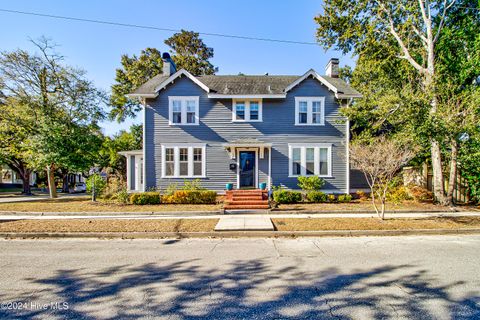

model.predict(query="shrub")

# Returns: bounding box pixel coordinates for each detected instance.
[165,183,178,196]
[356,190,368,200]
[115,188,130,204]
[181,179,205,191]
[86,174,107,196]
[337,194,353,203]
[306,191,327,203]
[297,176,325,191]
[130,192,161,205]
[103,176,126,199]
[387,185,413,203]
[327,194,336,202]
[273,190,302,204]
[162,190,217,204]
[407,185,433,202]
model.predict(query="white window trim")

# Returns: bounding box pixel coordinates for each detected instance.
[168,96,200,126]
[232,99,263,122]
[288,143,332,178]
[294,97,325,126]
[161,144,207,178]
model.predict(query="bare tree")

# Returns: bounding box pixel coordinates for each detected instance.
[350,137,415,219]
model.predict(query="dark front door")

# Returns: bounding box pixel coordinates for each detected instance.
[239,151,256,188]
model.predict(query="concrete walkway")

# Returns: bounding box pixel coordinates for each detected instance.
[0,211,479,221]
[214,217,274,231]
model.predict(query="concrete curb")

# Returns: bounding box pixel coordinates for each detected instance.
[2,228,480,239]
[0,210,224,216]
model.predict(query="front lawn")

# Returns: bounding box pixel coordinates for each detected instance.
[272,216,480,231]
[0,197,221,213]
[0,218,218,233]
[275,200,479,213]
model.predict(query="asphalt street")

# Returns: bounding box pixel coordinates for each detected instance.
[0,236,479,319]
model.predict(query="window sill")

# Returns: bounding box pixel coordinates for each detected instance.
[168,123,199,126]
[294,123,325,126]
[288,175,333,178]
[231,120,263,123]
[162,176,207,179]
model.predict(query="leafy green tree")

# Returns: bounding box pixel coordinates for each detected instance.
[0,38,106,198]
[98,124,143,177]
[110,30,217,122]
[315,0,479,205]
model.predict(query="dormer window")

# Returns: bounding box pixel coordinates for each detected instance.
[168,96,199,125]
[232,99,262,122]
[295,97,325,126]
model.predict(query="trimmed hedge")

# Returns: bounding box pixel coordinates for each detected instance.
[273,190,302,204]
[162,190,217,204]
[306,191,327,203]
[130,192,161,205]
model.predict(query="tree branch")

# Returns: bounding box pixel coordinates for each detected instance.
[434,0,457,43]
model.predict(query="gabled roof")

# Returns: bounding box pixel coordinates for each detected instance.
[128,68,362,99]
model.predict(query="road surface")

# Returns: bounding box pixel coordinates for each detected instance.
[0,236,479,319]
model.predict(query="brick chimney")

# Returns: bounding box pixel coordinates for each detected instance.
[325,58,339,78]
[162,52,177,76]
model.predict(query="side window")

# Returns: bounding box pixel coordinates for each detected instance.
[169,97,199,125]
[295,97,325,125]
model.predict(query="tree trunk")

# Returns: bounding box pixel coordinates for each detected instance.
[7,159,32,195]
[21,174,31,195]
[446,139,458,206]
[431,140,447,205]
[46,164,58,198]
[62,171,70,193]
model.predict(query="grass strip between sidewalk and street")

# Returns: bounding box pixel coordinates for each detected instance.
[1,217,480,233]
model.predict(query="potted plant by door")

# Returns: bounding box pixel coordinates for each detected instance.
[259,182,267,190]
[226,183,233,191]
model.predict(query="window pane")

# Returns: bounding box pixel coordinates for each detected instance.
[299,112,308,124]
[306,148,315,175]
[186,112,195,124]
[312,101,321,113]
[299,101,308,112]
[166,163,174,176]
[186,100,196,112]
[236,102,245,120]
[193,148,202,161]
[194,162,202,176]
[165,148,174,161]
[180,163,188,176]
[165,148,174,176]
[173,112,181,123]
[250,102,259,120]
[172,100,182,111]
[312,113,321,124]
[292,148,301,175]
[179,148,188,161]
[319,148,328,175]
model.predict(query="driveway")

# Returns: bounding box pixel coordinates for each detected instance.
[0,236,479,319]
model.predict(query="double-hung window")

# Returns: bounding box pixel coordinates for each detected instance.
[295,97,325,125]
[232,100,262,122]
[288,144,332,177]
[168,96,199,125]
[162,144,206,178]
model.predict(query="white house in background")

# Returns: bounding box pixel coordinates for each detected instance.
[0,165,36,187]
[119,150,144,192]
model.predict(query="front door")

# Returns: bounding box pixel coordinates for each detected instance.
[239,151,256,188]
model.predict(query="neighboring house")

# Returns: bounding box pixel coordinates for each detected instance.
[121,54,363,193]
[0,165,36,188]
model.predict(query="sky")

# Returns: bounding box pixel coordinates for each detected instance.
[0,0,355,136]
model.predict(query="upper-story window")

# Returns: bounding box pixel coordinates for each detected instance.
[294,97,325,125]
[168,96,199,125]
[232,99,262,122]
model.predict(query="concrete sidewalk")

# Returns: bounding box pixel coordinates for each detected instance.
[0,211,479,221]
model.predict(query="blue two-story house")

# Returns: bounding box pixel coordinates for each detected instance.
[121,55,363,194]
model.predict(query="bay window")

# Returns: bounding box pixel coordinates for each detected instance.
[288,144,332,177]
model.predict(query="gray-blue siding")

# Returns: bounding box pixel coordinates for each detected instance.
[144,76,349,192]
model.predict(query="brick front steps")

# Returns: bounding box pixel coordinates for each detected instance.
[225,189,270,210]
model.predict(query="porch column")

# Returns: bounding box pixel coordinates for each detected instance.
[268,146,272,189]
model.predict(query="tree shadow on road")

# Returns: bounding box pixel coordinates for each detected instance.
[1,259,479,319]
